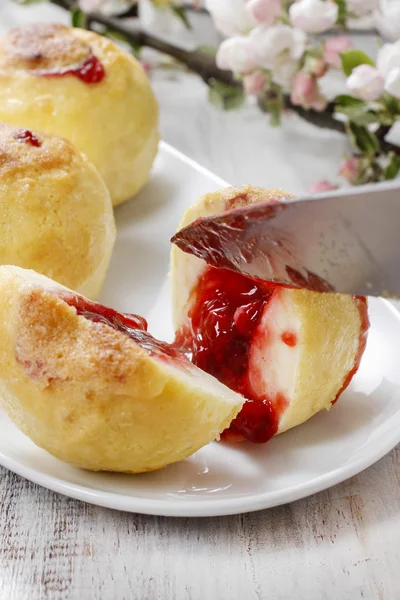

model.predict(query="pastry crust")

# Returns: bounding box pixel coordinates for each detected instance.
[0,121,115,299]
[0,24,159,205]
[0,266,243,473]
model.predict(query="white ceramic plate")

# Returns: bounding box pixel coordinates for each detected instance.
[1,142,400,517]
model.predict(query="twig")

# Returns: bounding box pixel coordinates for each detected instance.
[87,10,237,85]
[48,0,400,154]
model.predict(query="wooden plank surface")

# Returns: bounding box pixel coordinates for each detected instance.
[1,448,399,600]
[0,3,399,599]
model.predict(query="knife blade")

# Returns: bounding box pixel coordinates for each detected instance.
[171,180,400,297]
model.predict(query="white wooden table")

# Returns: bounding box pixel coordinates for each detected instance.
[1,3,400,599]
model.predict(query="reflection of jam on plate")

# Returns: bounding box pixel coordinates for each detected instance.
[38,54,105,84]
[62,294,186,366]
[14,129,41,147]
[174,267,288,443]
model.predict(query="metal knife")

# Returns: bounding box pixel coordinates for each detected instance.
[171,180,400,298]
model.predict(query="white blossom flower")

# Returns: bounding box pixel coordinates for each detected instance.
[289,0,338,34]
[205,0,256,36]
[375,0,400,41]
[346,64,385,101]
[384,67,400,98]
[377,41,400,77]
[250,24,307,85]
[216,36,259,73]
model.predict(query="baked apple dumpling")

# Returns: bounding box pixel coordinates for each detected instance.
[0,121,115,299]
[171,185,369,443]
[0,266,243,473]
[0,23,159,206]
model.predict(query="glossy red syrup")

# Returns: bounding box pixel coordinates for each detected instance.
[331,295,369,405]
[63,294,185,364]
[281,331,297,347]
[39,54,105,84]
[14,129,41,147]
[174,267,287,443]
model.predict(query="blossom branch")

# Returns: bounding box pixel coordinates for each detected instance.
[46,0,400,185]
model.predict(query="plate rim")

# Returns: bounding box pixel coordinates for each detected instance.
[1,143,399,517]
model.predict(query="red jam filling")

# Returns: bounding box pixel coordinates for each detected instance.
[174,267,369,444]
[62,294,185,365]
[14,129,41,147]
[174,267,285,443]
[38,54,105,84]
[281,331,297,347]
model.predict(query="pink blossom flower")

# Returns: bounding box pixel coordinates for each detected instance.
[290,71,327,110]
[243,72,267,95]
[140,60,153,76]
[324,36,353,69]
[291,71,315,106]
[311,93,328,111]
[308,180,338,193]
[306,56,327,78]
[247,0,281,26]
[339,158,360,183]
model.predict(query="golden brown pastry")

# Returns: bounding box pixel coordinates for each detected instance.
[0,121,115,299]
[0,266,243,473]
[171,185,369,442]
[0,23,159,206]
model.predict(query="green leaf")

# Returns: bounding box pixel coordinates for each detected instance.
[344,110,378,125]
[384,153,400,180]
[335,95,378,125]
[335,95,365,109]
[341,50,375,77]
[383,92,400,116]
[208,80,245,111]
[172,6,191,29]
[348,122,380,154]
[335,0,347,26]
[268,103,281,127]
[71,7,87,29]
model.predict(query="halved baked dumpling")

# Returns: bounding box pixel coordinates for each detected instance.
[0,266,243,472]
[171,185,369,442]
